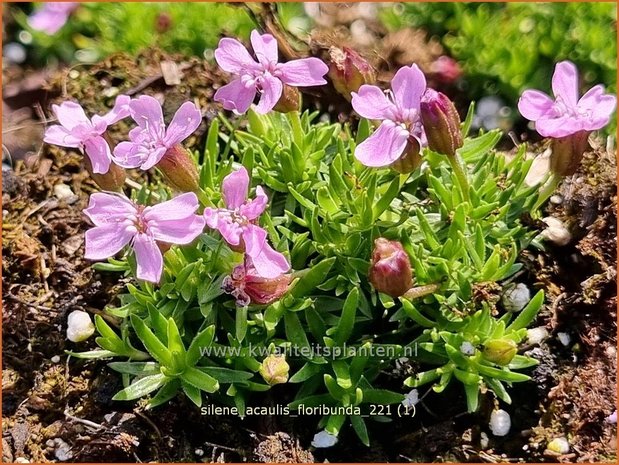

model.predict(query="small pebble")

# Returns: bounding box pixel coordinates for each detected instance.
[460,341,476,356]
[547,437,570,454]
[51,355,61,364]
[54,438,73,461]
[194,448,204,457]
[53,183,78,203]
[489,409,511,436]
[557,332,571,347]
[527,327,549,345]
[15,458,29,463]
[541,217,571,246]
[501,283,530,312]
[311,430,338,448]
[549,194,563,205]
[605,410,617,424]
[66,310,95,343]
[480,431,489,449]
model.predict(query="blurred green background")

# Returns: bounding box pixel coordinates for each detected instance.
[4,2,617,132]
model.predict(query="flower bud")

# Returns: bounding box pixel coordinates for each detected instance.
[84,156,125,192]
[550,130,590,176]
[222,264,291,306]
[368,238,413,297]
[328,46,376,101]
[156,144,200,193]
[420,89,463,157]
[66,310,95,342]
[259,353,289,385]
[273,84,300,113]
[390,138,422,174]
[430,56,462,84]
[482,338,517,366]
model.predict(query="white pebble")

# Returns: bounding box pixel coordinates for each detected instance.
[547,437,569,454]
[606,410,617,424]
[557,332,571,347]
[541,217,571,246]
[527,327,549,345]
[460,341,476,356]
[401,389,419,408]
[66,311,95,343]
[53,183,75,201]
[502,283,530,312]
[311,430,338,448]
[194,448,204,457]
[550,195,563,205]
[51,355,61,364]
[489,409,511,436]
[480,431,489,449]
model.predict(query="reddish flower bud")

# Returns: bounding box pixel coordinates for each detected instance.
[84,156,125,192]
[368,238,413,297]
[328,46,376,101]
[156,144,200,193]
[223,263,291,306]
[430,56,462,84]
[155,12,172,34]
[550,130,590,176]
[420,89,463,157]
[273,84,300,113]
[390,138,422,174]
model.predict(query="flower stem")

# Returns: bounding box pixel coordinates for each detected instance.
[446,154,470,202]
[532,173,561,213]
[403,283,441,300]
[289,110,304,149]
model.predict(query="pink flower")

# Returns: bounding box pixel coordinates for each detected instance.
[203,167,290,279]
[84,192,206,283]
[351,64,427,167]
[112,95,202,170]
[44,95,130,174]
[222,261,291,307]
[214,30,328,114]
[518,61,617,138]
[28,2,79,35]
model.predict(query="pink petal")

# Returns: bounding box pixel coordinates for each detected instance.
[278,58,329,87]
[203,208,243,246]
[351,85,394,120]
[255,74,283,114]
[129,95,165,134]
[150,215,205,244]
[354,121,409,167]
[214,37,258,74]
[83,136,112,174]
[250,30,279,65]
[239,185,268,220]
[518,90,555,121]
[391,64,427,111]
[140,146,167,170]
[133,234,164,283]
[84,223,134,260]
[112,142,144,169]
[28,8,70,35]
[242,224,290,278]
[53,101,90,131]
[144,192,200,222]
[101,94,131,125]
[222,167,249,209]
[552,61,579,109]
[84,192,137,226]
[214,78,257,114]
[43,125,82,148]
[577,85,617,130]
[535,115,582,138]
[164,101,202,147]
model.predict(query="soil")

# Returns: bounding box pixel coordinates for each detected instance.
[2,20,617,465]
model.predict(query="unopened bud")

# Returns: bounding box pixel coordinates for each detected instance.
[482,338,517,366]
[259,354,289,385]
[66,310,95,342]
[390,138,422,174]
[84,156,125,192]
[550,130,590,176]
[430,56,462,84]
[328,46,376,101]
[156,144,200,193]
[420,89,463,157]
[273,84,300,113]
[368,238,413,297]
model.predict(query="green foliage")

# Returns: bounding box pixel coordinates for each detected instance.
[74,105,546,445]
[381,2,617,100]
[14,3,307,65]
